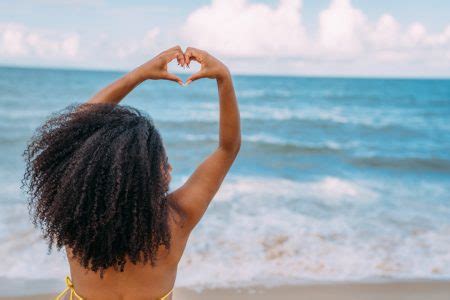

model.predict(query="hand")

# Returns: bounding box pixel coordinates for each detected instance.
[184,47,230,85]
[134,46,186,85]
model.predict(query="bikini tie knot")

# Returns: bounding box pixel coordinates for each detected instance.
[65,276,74,288]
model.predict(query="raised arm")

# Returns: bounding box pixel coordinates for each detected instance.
[169,47,241,231]
[87,46,186,105]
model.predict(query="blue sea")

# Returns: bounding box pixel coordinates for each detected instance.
[0,66,449,295]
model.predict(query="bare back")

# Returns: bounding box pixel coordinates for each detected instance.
[65,209,190,300]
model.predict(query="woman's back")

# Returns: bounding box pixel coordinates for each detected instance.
[65,216,190,300]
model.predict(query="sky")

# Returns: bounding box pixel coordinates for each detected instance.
[0,0,450,77]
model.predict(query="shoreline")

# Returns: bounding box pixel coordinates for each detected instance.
[3,280,450,300]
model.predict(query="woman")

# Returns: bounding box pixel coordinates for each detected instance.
[23,46,241,300]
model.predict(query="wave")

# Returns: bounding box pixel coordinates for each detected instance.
[206,176,378,206]
[165,133,349,156]
[244,135,344,155]
[1,176,450,289]
[237,89,292,98]
[239,105,349,123]
[2,102,448,135]
[176,176,450,287]
[238,105,448,132]
[153,103,449,133]
[351,156,450,172]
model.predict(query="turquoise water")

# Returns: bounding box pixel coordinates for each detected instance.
[0,66,449,293]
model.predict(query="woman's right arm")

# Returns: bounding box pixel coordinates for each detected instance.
[87,46,185,105]
[169,47,241,231]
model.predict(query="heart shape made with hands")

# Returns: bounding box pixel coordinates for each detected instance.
[167,47,204,86]
[152,46,224,87]
[170,58,201,87]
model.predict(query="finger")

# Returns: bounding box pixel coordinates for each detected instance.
[164,72,183,86]
[166,45,182,55]
[185,71,204,85]
[184,51,190,66]
[184,47,202,66]
[175,52,185,67]
[165,45,184,65]
[168,45,182,51]
[171,45,185,67]
[184,49,199,66]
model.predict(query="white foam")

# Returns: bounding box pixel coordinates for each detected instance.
[239,105,349,123]
[214,176,377,206]
[0,203,69,279]
[177,207,450,288]
[174,176,450,288]
[238,89,291,98]
[2,176,450,289]
[154,102,441,131]
[180,133,350,151]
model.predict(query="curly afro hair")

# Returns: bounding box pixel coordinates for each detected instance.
[23,103,175,276]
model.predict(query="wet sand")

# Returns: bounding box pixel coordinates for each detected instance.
[3,280,450,300]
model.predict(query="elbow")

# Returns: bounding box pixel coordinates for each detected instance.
[220,136,241,157]
[232,138,242,156]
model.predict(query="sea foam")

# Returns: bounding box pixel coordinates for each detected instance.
[1,176,449,288]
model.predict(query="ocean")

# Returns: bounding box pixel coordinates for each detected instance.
[0,66,449,295]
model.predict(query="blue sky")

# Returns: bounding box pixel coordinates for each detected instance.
[0,0,449,77]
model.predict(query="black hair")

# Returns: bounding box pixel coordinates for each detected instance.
[23,103,173,276]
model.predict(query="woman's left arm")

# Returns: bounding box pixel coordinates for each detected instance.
[88,46,186,105]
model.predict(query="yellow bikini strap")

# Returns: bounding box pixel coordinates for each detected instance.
[160,288,174,300]
[54,276,84,300]
[55,275,171,300]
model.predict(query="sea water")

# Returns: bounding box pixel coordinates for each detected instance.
[0,67,449,295]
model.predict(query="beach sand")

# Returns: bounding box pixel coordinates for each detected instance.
[2,280,449,300]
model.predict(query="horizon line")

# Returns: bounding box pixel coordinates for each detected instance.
[1,63,449,81]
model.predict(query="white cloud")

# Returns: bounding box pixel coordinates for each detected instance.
[1,0,450,76]
[0,23,80,60]
[182,0,308,57]
[0,24,27,56]
[317,0,367,57]
[370,14,401,50]
[406,22,427,45]
[182,0,450,73]
[0,22,161,68]
[425,25,450,46]
[116,28,160,59]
